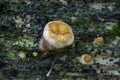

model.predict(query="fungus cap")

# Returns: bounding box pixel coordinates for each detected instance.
[93,37,104,47]
[32,52,38,57]
[80,54,93,65]
[43,21,74,48]
[19,52,26,59]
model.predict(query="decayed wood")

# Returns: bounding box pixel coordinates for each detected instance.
[0,0,120,79]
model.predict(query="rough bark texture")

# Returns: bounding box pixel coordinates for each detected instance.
[0,0,120,80]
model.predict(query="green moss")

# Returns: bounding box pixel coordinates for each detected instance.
[0,0,120,79]
[107,26,120,36]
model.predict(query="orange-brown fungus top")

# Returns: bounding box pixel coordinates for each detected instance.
[49,22,72,42]
[94,37,104,46]
[84,54,92,63]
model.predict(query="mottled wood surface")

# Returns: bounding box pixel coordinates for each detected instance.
[0,0,120,80]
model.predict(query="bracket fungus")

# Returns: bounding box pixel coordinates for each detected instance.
[39,21,74,53]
